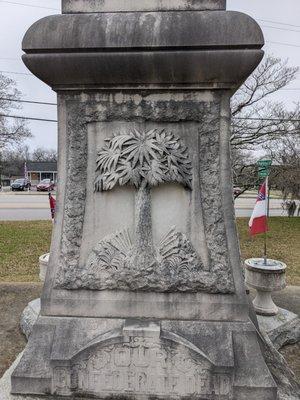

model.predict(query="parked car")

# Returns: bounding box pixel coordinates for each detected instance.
[37,179,55,192]
[11,178,31,191]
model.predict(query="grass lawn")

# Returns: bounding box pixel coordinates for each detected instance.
[0,221,52,282]
[0,218,299,284]
[237,217,300,286]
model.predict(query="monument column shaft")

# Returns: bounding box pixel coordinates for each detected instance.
[11,2,277,399]
[41,89,244,318]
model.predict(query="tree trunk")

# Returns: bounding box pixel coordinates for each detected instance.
[133,182,156,264]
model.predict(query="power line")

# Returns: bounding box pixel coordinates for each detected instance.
[0,1,299,31]
[2,69,300,90]
[262,25,300,33]
[279,88,300,91]
[267,41,300,48]
[0,57,20,61]
[234,117,300,122]
[1,113,299,124]
[0,97,56,106]
[0,1,59,11]
[2,88,300,109]
[0,114,57,122]
[0,70,33,77]
[258,18,300,29]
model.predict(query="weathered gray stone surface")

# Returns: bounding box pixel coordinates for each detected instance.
[19,298,40,340]
[55,125,234,294]
[258,308,300,350]
[0,352,28,400]
[262,333,300,400]
[11,0,280,399]
[22,11,263,89]
[19,298,300,354]
[11,318,277,399]
[0,351,293,400]
[39,92,241,321]
[62,0,227,13]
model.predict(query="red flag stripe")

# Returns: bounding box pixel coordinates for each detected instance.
[249,215,268,236]
[49,194,56,219]
[248,179,268,236]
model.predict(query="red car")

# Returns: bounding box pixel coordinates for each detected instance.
[37,179,55,192]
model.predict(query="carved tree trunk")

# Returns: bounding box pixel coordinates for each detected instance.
[133,181,156,264]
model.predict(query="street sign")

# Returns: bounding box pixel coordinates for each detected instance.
[257,159,272,178]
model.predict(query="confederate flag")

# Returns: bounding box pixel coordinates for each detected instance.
[249,180,268,235]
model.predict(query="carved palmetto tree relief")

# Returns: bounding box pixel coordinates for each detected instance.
[95,129,192,191]
[94,128,192,268]
[80,128,224,292]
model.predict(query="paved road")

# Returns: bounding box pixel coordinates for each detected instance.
[235,196,288,217]
[0,193,53,221]
[0,192,289,221]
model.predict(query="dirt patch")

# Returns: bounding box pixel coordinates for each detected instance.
[0,283,42,377]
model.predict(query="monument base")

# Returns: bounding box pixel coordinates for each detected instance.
[11,316,276,400]
[20,299,40,340]
[257,308,300,350]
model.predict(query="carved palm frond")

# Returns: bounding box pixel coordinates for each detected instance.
[116,160,142,188]
[140,159,168,187]
[95,128,192,191]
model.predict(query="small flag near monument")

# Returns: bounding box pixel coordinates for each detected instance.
[24,161,27,179]
[48,193,56,221]
[249,179,269,236]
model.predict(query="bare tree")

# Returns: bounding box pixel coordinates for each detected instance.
[1,146,57,180]
[0,73,31,150]
[264,135,300,200]
[231,148,258,199]
[31,147,57,162]
[1,145,30,178]
[231,55,299,149]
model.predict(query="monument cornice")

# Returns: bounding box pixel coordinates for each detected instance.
[22,11,264,90]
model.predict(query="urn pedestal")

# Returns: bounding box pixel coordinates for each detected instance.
[245,258,287,316]
[11,1,277,399]
[39,253,49,282]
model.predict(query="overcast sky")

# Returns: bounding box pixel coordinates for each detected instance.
[0,0,299,151]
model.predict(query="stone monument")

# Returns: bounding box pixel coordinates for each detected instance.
[11,1,278,398]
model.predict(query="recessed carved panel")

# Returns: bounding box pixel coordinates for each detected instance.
[55,101,235,294]
[51,327,233,399]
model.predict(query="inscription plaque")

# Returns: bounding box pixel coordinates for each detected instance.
[52,327,233,399]
[74,337,212,397]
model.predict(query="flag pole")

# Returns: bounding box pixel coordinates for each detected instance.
[263,176,269,266]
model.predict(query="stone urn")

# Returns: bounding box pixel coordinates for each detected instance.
[39,253,49,282]
[245,258,287,316]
